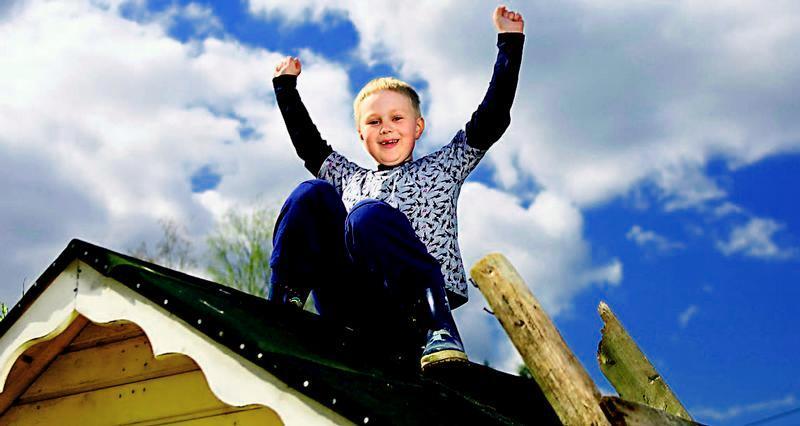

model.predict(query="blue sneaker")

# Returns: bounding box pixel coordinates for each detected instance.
[420,328,468,370]
[269,283,306,309]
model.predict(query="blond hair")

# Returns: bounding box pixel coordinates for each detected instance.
[353,77,421,125]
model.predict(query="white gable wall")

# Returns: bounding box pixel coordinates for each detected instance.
[0,260,352,425]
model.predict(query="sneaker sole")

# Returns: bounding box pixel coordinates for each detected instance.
[420,350,469,370]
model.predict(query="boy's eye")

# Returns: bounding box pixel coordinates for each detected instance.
[366,120,379,125]
[393,116,403,121]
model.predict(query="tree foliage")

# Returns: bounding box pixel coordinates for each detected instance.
[518,363,534,379]
[206,207,276,298]
[0,302,7,321]
[129,208,276,298]
[129,219,197,272]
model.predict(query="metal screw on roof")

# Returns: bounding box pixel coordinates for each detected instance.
[218,331,224,337]
[303,380,309,388]
[239,343,245,350]
[136,283,141,288]
[257,353,263,359]
[94,258,98,263]
[332,398,337,405]
[163,299,169,305]
[83,251,88,255]
[197,319,202,325]
[363,417,369,424]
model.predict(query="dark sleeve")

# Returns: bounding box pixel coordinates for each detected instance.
[465,32,525,150]
[273,74,334,176]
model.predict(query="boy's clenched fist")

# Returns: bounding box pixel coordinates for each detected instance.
[493,5,524,34]
[274,56,302,78]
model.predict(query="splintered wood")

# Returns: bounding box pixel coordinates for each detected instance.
[601,397,703,426]
[470,253,610,426]
[597,302,693,421]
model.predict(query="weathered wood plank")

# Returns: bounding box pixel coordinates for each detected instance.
[600,397,706,426]
[65,320,144,352]
[0,315,89,415]
[19,335,198,403]
[597,302,692,420]
[0,370,249,425]
[470,253,610,426]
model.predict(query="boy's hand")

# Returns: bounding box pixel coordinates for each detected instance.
[493,6,524,34]
[274,56,302,78]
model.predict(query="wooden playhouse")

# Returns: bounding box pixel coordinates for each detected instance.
[0,240,561,425]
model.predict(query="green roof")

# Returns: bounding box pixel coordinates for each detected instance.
[1,239,561,425]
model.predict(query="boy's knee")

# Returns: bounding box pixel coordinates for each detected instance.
[289,179,338,205]
[347,199,405,232]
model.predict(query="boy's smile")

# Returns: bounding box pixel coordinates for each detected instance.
[357,90,424,167]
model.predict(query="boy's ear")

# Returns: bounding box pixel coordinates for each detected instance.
[358,127,364,141]
[415,116,425,139]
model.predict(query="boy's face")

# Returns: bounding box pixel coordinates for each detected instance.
[357,90,424,167]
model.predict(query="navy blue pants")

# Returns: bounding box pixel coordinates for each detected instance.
[270,180,453,347]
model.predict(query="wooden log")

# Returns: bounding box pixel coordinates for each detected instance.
[597,302,692,420]
[470,253,610,426]
[600,397,706,426]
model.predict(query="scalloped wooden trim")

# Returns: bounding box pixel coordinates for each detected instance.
[0,260,352,425]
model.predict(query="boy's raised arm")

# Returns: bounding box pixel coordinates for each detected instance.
[465,6,525,150]
[273,57,334,176]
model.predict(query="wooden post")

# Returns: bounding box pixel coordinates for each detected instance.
[597,302,692,420]
[470,253,610,426]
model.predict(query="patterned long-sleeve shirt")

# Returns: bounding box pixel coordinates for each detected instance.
[273,33,524,308]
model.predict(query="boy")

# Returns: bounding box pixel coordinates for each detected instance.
[271,6,524,370]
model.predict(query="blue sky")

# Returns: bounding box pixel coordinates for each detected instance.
[2,1,800,424]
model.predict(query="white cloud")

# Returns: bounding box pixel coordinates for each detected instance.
[459,183,621,314]
[716,218,796,260]
[118,1,223,38]
[455,183,621,371]
[694,394,797,422]
[713,201,744,218]
[247,0,800,210]
[678,305,698,328]
[626,225,685,253]
[0,0,353,303]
